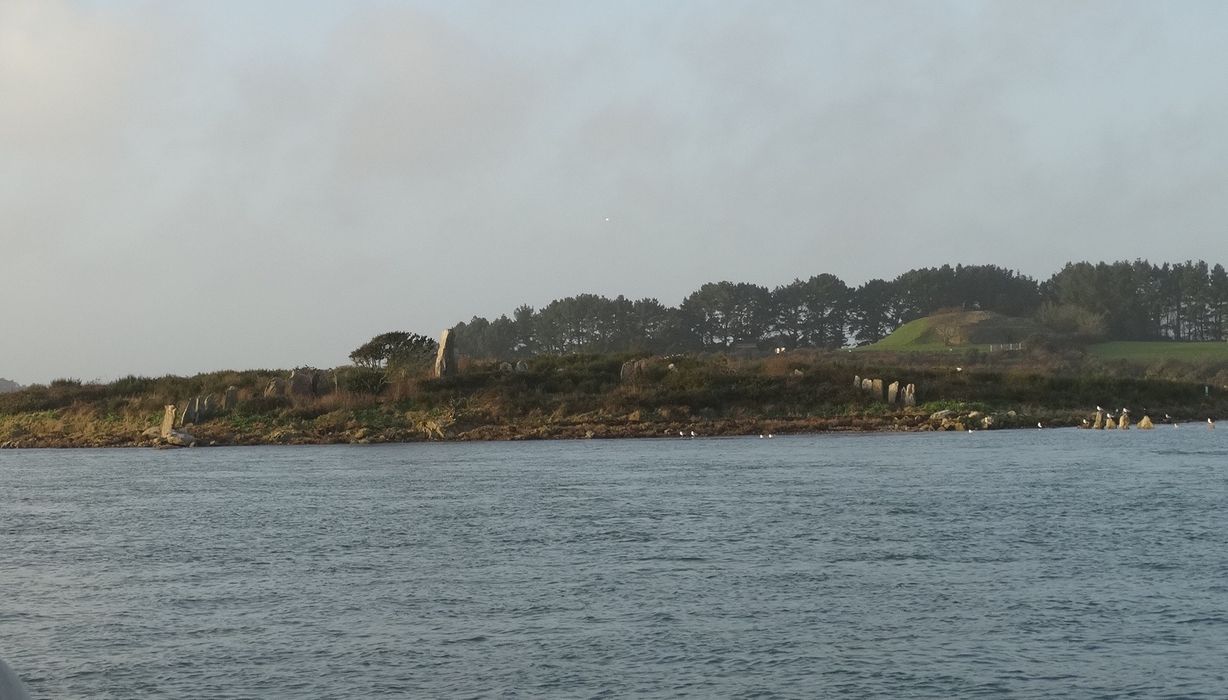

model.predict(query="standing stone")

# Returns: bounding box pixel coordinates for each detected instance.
[161,405,177,438]
[871,378,884,400]
[861,378,873,393]
[223,386,238,412]
[434,329,458,378]
[178,398,198,426]
[288,369,317,397]
[1138,415,1154,429]
[854,375,861,389]
[903,383,916,407]
[201,395,215,419]
[1093,411,1104,429]
[264,378,287,397]
[1118,413,1130,430]
[887,381,900,405]
[515,360,529,373]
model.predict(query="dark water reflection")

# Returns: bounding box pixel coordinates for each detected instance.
[3,429,1227,698]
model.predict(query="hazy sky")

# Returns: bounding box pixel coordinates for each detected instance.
[4,0,1228,384]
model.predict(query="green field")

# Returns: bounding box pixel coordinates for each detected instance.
[1087,341,1228,362]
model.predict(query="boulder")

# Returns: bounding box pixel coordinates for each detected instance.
[435,329,458,378]
[515,360,529,373]
[981,415,995,429]
[887,381,899,405]
[1092,411,1104,429]
[163,430,196,447]
[499,362,513,373]
[1118,413,1130,430]
[930,409,956,420]
[264,378,287,397]
[1138,415,1154,429]
[861,378,873,392]
[1104,417,1117,430]
[854,375,861,389]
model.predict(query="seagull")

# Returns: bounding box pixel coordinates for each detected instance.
[690,430,697,438]
[1208,418,1216,429]
[678,430,684,437]
[1096,405,1103,412]
[759,434,765,439]
[767,433,774,439]
[1037,422,1043,429]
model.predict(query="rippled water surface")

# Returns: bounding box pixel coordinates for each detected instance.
[3,429,1228,698]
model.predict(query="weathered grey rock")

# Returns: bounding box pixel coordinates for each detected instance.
[903,383,916,407]
[930,409,956,420]
[515,360,529,373]
[854,375,861,389]
[434,329,458,378]
[178,397,198,426]
[981,415,995,429]
[201,394,216,418]
[887,381,899,404]
[161,404,176,438]
[288,369,317,397]
[164,430,196,447]
[861,378,873,392]
[621,359,655,384]
[264,378,287,397]
[499,362,513,373]
[223,386,238,412]
[871,378,883,400]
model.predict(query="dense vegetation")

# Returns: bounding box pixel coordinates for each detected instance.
[453,260,1228,358]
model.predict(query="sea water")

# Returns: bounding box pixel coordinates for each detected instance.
[2,428,1227,698]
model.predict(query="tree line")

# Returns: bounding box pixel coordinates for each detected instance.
[444,261,1228,359]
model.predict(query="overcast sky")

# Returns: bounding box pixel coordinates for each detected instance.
[3,0,1228,384]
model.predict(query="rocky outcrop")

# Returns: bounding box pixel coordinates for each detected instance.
[435,329,458,378]
[0,378,21,394]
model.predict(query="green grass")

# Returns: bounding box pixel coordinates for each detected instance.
[1088,341,1228,362]
[869,316,936,349]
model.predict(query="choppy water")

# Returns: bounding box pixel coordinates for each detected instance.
[2,428,1228,698]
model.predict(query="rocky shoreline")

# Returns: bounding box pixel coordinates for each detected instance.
[0,408,1087,449]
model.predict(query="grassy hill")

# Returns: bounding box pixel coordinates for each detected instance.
[865,310,1042,352]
